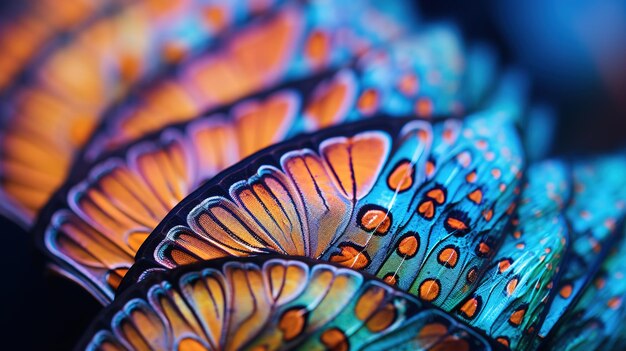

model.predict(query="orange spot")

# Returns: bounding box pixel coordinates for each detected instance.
[491,168,502,179]
[426,188,446,204]
[397,235,419,258]
[438,247,459,268]
[506,203,516,215]
[419,279,441,302]
[398,74,418,95]
[498,259,512,273]
[383,274,397,286]
[360,209,391,235]
[278,308,306,340]
[595,277,606,289]
[119,53,141,83]
[417,129,430,142]
[425,160,436,177]
[387,160,414,192]
[589,238,601,253]
[459,297,480,319]
[415,97,433,117]
[559,284,572,299]
[608,297,622,310]
[468,189,483,204]
[483,209,493,221]
[329,244,370,270]
[366,303,396,332]
[496,337,510,348]
[513,231,522,239]
[162,41,187,64]
[355,286,386,320]
[320,328,348,351]
[202,6,228,31]
[477,242,490,256]
[357,89,378,115]
[509,307,526,326]
[305,30,330,66]
[506,278,518,296]
[418,200,435,219]
[516,243,525,250]
[466,171,477,183]
[446,217,468,231]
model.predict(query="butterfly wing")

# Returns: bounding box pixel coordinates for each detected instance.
[368,74,525,310]
[38,87,303,303]
[546,235,626,350]
[452,160,571,349]
[0,0,286,226]
[81,0,414,159]
[78,256,499,350]
[538,155,626,340]
[37,26,476,304]
[126,82,524,313]
[0,0,120,93]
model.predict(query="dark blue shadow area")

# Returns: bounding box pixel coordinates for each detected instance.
[0,216,100,350]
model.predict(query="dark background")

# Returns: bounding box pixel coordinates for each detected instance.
[1,1,624,350]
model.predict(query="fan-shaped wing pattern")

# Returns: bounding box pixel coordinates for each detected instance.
[79,256,499,351]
